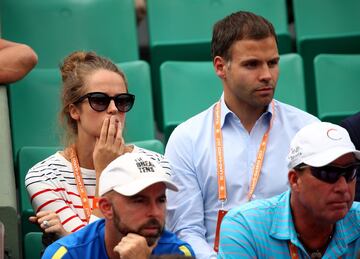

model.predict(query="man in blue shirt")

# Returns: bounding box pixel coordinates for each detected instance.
[165,10,318,259]
[219,122,360,258]
[42,153,195,259]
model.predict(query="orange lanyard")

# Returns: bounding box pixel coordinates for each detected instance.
[69,145,92,223]
[213,100,275,203]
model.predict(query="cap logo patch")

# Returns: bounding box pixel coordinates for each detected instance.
[135,158,155,173]
[288,146,302,162]
[327,128,342,141]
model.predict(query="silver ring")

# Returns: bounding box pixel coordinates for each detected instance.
[43,220,50,228]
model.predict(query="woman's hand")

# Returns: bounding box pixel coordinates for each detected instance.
[29,210,69,237]
[93,116,126,175]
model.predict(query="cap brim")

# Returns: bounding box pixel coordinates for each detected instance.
[303,148,360,167]
[113,176,178,196]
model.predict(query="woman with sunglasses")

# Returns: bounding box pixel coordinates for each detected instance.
[25,51,170,242]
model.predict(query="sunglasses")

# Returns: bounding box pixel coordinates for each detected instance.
[74,92,135,112]
[295,162,360,184]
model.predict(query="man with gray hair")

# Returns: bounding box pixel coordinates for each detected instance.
[219,122,360,258]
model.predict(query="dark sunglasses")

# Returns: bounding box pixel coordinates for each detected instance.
[295,162,360,184]
[74,92,135,112]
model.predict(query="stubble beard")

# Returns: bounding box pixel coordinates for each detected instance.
[113,209,164,246]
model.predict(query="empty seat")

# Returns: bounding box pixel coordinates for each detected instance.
[24,232,43,259]
[275,53,307,111]
[0,0,138,68]
[293,0,360,114]
[147,0,292,128]
[160,61,222,142]
[314,54,360,124]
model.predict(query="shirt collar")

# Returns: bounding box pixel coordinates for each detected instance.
[219,94,275,129]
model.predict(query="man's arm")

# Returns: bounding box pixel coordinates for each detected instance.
[165,127,217,259]
[0,39,38,84]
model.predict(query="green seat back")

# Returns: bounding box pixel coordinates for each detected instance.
[119,61,156,142]
[293,0,360,114]
[24,232,43,259]
[131,139,164,154]
[18,146,61,236]
[160,61,222,142]
[147,0,291,128]
[0,0,138,68]
[8,69,62,163]
[314,54,360,124]
[275,53,306,111]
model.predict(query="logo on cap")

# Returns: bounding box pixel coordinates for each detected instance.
[135,157,156,173]
[327,128,342,141]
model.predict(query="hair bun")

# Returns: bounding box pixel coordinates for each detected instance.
[60,51,90,82]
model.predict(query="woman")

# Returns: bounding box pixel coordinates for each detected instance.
[25,51,170,238]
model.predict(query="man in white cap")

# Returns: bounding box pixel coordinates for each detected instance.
[42,153,195,259]
[218,122,360,258]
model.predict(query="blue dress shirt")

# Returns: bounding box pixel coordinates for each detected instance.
[165,96,319,259]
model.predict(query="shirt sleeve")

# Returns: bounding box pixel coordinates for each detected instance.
[218,210,257,258]
[165,126,217,259]
[26,162,87,233]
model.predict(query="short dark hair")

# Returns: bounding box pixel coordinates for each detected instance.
[211,11,277,61]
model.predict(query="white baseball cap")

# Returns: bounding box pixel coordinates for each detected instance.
[287,121,360,169]
[99,152,178,196]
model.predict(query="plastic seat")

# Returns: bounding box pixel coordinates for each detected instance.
[0,85,20,259]
[0,0,138,68]
[314,54,360,124]
[24,232,43,259]
[8,69,62,163]
[131,139,164,154]
[119,61,156,142]
[293,0,360,114]
[147,0,292,128]
[160,61,222,142]
[274,53,306,111]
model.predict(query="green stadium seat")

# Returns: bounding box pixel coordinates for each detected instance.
[24,232,43,259]
[147,0,292,128]
[0,0,138,68]
[275,53,306,111]
[159,61,222,142]
[9,61,156,164]
[314,54,360,124]
[131,139,164,154]
[293,0,360,114]
[119,61,156,142]
[8,69,62,163]
[0,85,20,259]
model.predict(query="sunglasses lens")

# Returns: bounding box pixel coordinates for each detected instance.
[115,94,135,112]
[312,165,358,183]
[88,93,110,112]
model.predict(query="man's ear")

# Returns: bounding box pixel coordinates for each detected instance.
[213,56,227,80]
[288,169,301,192]
[69,103,80,121]
[99,197,113,219]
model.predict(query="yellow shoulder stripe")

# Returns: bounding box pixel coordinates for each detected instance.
[52,246,68,259]
[179,245,192,256]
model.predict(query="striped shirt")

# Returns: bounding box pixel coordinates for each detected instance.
[25,146,171,233]
[219,190,360,259]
